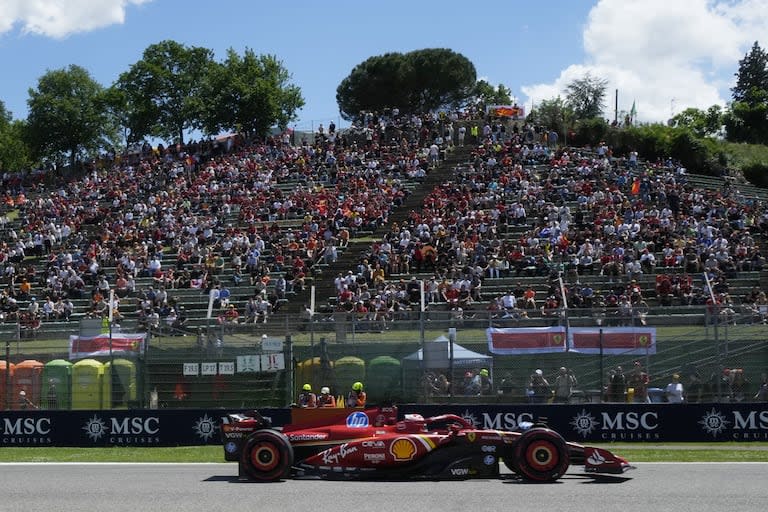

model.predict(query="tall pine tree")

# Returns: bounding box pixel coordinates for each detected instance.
[726,41,768,144]
[732,41,768,106]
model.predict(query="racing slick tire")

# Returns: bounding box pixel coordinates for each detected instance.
[512,428,570,482]
[240,429,294,482]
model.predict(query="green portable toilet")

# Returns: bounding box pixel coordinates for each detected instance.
[103,358,137,409]
[366,356,401,403]
[333,356,366,396]
[72,359,104,410]
[0,361,14,410]
[13,360,44,410]
[42,359,73,410]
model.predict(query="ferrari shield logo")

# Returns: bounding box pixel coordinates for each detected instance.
[467,432,476,443]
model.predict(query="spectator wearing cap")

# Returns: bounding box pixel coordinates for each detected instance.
[528,369,551,404]
[317,386,336,408]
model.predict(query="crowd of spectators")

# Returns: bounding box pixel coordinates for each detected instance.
[0,108,460,331]
[332,118,768,328]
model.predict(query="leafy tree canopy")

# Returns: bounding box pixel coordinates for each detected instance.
[336,48,476,120]
[471,80,514,111]
[0,100,32,172]
[26,65,115,169]
[202,48,304,138]
[115,40,214,144]
[565,73,609,119]
[670,106,724,138]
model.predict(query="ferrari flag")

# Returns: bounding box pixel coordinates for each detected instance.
[568,327,656,355]
[487,327,567,354]
[69,333,146,360]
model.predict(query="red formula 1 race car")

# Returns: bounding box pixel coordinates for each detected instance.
[221,406,633,483]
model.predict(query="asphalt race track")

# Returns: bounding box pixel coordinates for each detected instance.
[1,463,765,512]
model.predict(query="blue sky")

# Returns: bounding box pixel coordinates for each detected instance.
[1,0,767,136]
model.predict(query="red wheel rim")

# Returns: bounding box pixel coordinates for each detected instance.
[250,442,280,472]
[524,440,559,472]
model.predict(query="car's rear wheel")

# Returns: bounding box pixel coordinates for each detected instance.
[513,428,569,482]
[240,429,294,482]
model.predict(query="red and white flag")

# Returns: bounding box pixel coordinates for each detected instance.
[69,333,146,359]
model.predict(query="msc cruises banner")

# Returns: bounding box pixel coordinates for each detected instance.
[1,403,766,446]
[487,327,656,355]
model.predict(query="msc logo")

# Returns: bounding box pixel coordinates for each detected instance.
[346,412,369,428]
[2,418,51,435]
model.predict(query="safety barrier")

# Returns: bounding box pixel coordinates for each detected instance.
[1,402,766,447]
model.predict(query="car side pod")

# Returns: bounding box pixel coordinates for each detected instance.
[583,447,635,475]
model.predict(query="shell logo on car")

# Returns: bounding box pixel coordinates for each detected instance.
[390,437,417,461]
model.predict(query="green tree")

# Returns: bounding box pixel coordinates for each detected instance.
[527,96,574,134]
[336,49,476,120]
[726,41,768,144]
[116,40,214,144]
[0,101,32,172]
[669,107,725,138]
[26,65,115,169]
[202,48,304,138]
[471,80,513,111]
[732,41,768,105]
[565,73,609,119]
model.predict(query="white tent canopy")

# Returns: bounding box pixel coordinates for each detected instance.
[403,336,493,370]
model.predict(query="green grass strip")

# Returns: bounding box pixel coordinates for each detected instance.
[0,444,766,463]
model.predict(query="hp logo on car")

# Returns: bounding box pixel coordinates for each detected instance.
[346,412,370,428]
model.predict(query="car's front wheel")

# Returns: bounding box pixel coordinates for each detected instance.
[512,428,570,482]
[240,429,294,482]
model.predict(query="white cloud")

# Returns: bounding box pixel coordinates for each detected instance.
[521,0,768,122]
[0,0,150,39]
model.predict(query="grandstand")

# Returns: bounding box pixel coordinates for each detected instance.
[2,112,768,406]
[2,115,768,333]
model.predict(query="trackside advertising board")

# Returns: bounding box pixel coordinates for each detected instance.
[1,404,766,446]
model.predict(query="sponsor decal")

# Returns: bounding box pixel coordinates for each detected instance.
[479,412,535,430]
[362,440,385,448]
[82,415,161,445]
[699,408,730,438]
[321,443,358,465]
[479,434,502,441]
[346,412,369,428]
[224,441,238,454]
[1,417,53,445]
[699,408,768,440]
[586,449,606,466]
[390,437,417,461]
[450,467,470,476]
[571,409,660,440]
[364,453,386,462]
[466,432,476,443]
[288,433,329,442]
[461,410,479,427]
[193,415,217,442]
[483,455,495,466]
[481,445,496,453]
